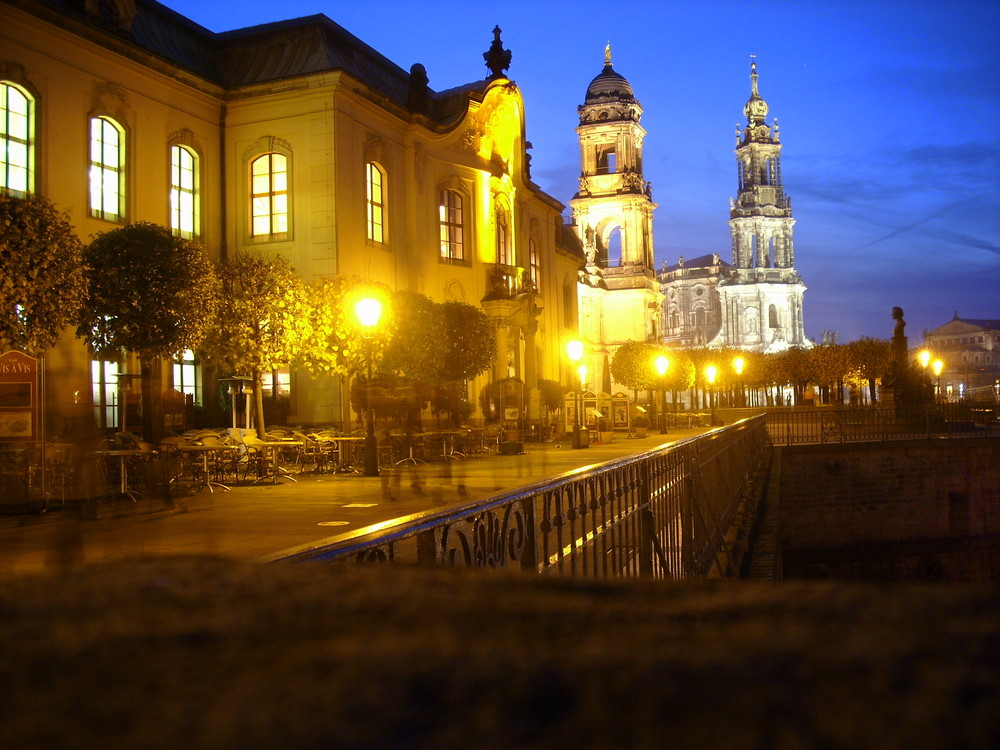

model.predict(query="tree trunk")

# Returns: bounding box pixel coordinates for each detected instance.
[252,367,266,436]
[139,355,163,444]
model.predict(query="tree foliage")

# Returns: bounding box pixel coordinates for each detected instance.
[199,251,309,432]
[438,301,497,382]
[79,222,218,359]
[609,341,661,391]
[0,193,86,355]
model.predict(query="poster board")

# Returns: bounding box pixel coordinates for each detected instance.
[0,351,38,441]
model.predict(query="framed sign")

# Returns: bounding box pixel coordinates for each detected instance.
[0,351,38,441]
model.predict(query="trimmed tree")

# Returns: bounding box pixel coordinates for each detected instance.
[79,222,218,442]
[199,251,309,435]
[0,193,86,355]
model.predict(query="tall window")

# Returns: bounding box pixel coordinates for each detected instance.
[495,202,510,265]
[366,162,385,243]
[528,237,539,288]
[89,116,125,221]
[91,359,119,430]
[439,188,463,260]
[1,82,33,194]
[251,152,288,239]
[172,349,201,403]
[170,145,199,238]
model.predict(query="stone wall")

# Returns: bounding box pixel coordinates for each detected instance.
[775,439,1000,581]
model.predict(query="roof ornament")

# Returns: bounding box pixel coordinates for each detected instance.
[484,26,512,80]
[604,42,612,67]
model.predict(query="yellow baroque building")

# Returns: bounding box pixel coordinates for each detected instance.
[2,0,583,433]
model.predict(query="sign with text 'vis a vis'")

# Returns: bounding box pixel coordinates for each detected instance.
[0,351,38,441]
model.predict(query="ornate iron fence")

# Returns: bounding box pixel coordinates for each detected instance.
[766,404,998,446]
[269,416,773,579]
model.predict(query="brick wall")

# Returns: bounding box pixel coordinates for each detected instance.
[776,439,1000,581]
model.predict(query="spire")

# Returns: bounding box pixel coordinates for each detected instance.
[483,26,512,80]
[743,55,769,126]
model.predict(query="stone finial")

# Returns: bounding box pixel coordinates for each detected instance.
[484,26,512,80]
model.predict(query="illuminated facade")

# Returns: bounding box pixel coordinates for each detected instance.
[922,316,1000,400]
[660,60,810,352]
[2,0,583,428]
[570,46,662,392]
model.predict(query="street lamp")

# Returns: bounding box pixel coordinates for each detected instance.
[932,358,944,402]
[918,349,931,370]
[567,340,588,449]
[733,356,745,408]
[654,354,669,434]
[355,297,382,476]
[705,364,718,425]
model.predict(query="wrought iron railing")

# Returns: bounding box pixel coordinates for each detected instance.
[267,416,773,579]
[765,404,998,446]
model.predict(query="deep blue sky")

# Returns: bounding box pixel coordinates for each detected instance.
[165,0,999,344]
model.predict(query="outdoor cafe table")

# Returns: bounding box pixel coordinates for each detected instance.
[94,448,150,501]
[250,440,302,485]
[177,443,236,493]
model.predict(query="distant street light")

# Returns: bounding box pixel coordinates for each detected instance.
[932,358,944,402]
[733,356,745,408]
[355,297,382,476]
[654,354,669,434]
[567,340,588,449]
[705,364,718,425]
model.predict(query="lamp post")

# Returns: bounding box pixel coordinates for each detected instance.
[733,356,745,408]
[654,354,669,434]
[932,358,944,402]
[705,365,718,425]
[355,297,382,476]
[567,340,587,449]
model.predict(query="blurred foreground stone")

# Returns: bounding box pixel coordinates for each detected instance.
[1,558,997,749]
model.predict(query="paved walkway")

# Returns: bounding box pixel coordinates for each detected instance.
[0,428,710,574]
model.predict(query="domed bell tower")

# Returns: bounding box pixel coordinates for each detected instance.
[571,46,662,391]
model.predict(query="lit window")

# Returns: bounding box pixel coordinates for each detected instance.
[251,153,288,238]
[495,202,510,265]
[528,237,539,288]
[261,368,290,397]
[91,359,120,430]
[89,116,125,220]
[439,189,463,260]
[172,349,201,403]
[1,82,33,195]
[170,145,199,238]
[366,162,385,243]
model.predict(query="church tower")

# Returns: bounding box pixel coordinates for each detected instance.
[714,58,809,351]
[571,46,662,391]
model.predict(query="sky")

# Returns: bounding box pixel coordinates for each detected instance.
[164,0,1000,344]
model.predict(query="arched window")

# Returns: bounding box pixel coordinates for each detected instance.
[438,188,463,260]
[89,116,125,221]
[169,145,199,238]
[366,162,385,243]
[495,200,510,265]
[250,152,288,239]
[769,304,779,329]
[1,82,34,194]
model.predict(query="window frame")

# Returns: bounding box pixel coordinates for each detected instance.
[1,81,34,195]
[438,188,464,261]
[366,161,386,244]
[249,151,289,241]
[169,144,200,239]
[88,115,125,222]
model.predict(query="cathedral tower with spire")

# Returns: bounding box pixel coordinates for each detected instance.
[716,58,809,350]
[571,46,662,391]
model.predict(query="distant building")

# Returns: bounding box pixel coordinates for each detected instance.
[2,0,582,430]
[660,60,810,352]
[922,315,1000,400]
